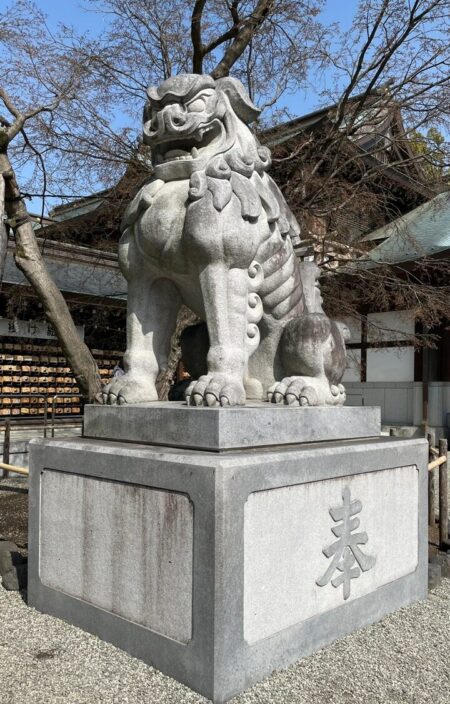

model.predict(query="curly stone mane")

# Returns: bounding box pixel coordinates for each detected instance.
[187,97,300,246]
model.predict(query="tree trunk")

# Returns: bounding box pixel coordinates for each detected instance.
[0,175,8,281]
[156,305,199,400]
[0,152,102,403]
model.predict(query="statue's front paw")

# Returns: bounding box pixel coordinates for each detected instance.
[268,377,345,406]
[102,375,158,405]
[185,374,246,407]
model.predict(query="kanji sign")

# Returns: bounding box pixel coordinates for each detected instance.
[316,486,376,600]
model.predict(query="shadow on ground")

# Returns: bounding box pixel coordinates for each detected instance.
[0,479,28,551]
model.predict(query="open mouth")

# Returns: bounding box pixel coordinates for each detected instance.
[153,123,222,165]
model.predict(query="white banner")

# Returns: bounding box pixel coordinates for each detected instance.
[0,317,84,341]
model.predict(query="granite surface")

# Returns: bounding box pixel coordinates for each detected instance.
[28,433,427,703]
[83,401,381,450]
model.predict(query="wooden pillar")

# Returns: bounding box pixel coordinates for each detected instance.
[442,324,450,382]
[439,438,448,548]
[360,317,367,383]
[428,433,435,529]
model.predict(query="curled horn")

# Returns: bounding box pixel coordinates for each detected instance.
[144,86,160,127]
[146,86,160,103]
[216,77,261,124]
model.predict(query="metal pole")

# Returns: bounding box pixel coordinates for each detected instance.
[51,395,59,438]
[43,396,48,438]
[439,437,448,548]
[2,419,10,479]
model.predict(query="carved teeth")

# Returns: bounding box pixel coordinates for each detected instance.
[164,149,189,160]
[191,147,199,158]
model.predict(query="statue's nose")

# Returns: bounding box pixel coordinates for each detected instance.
[164,105,187,131]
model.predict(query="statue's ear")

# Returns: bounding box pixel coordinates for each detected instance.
[216,77,261,124]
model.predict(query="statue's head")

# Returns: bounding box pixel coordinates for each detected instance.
[144,73,263,180]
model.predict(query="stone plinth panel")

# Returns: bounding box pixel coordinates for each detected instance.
[244,465,418,643]
[28,414,427,704]
[40,471,193,643]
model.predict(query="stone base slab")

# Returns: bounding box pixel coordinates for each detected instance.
[83,402,381,450]
[28,434,427,703]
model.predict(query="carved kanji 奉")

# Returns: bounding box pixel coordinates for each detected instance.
[317,486,376,600]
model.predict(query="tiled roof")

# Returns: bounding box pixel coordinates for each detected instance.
[360,191,450,264]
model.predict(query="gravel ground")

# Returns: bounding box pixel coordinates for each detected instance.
[0,580,449,704]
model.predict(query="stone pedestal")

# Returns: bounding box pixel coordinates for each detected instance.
[28,404,428,703]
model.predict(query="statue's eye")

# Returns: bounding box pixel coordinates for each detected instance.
[187,97,206,112]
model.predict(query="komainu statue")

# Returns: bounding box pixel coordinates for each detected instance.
[103,74,348,407]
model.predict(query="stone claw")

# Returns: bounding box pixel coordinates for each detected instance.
[193,392,204,407]
[184,374,245,407]
[205,393,216,407]
[268,377,344,407]
[101,374,158,405]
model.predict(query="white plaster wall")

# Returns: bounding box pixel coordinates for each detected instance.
[419,383,450,427]
[40,471,193,643]
[342,348,361,382]
[367,310,415,342]
[366,346,415,382]
[244,466,418,644]
[343,311,416,383]
[345,381,450,427]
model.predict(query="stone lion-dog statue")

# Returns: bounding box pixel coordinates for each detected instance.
[103,74,348,407]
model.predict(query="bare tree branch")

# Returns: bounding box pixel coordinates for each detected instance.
[210,0,276,79]
[191,0,207,73]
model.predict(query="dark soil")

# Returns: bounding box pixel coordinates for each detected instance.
[0,479,28,553]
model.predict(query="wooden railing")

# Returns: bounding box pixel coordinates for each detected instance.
[0,398,82,479]
[0,461,28,476]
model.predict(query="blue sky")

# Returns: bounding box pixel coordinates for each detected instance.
[37,0,358,34]
[36,0,106,32]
